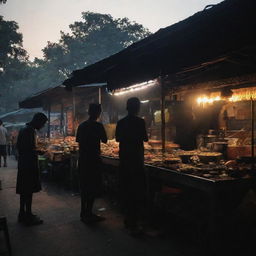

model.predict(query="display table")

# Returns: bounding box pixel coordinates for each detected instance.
[102,155,252,194]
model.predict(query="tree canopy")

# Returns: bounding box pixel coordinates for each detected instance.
[0,16,27,69]
[42,12,150,78]
[0,16,28,112]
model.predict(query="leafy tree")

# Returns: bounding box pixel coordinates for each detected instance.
[42,12,151,78]
[0,16,28,113]
[0,16,27,67]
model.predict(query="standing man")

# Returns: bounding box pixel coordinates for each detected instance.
[76,103,107,223]
[16,112,48,226]
[115,97,148,235]
[0,119,8,167]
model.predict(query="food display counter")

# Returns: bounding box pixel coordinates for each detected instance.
[37,136,79,188]
[101,152,252,195]
[101,139,253,179]
[37,132,253,190]
[37,136,78,160]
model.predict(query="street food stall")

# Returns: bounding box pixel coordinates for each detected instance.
[63,0,256,251]
[98,79,255,252]
[99,80,255,180]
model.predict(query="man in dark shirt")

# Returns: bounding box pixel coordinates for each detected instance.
[115,97,148,234]
[16,112,48,226]
[76,103,107,223]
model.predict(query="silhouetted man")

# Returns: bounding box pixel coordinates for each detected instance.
[115,97,148,234]
[0,119,8,167]
[16,112,48,226]
[76,103,107,223]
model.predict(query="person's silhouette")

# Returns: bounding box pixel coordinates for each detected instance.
[76,103,107,223]
[115,97,148,234]
[16,112,48,226]
[0,119,8,167]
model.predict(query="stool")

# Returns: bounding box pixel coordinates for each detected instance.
[0,216,12,256]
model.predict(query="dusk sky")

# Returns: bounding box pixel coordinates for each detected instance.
[1,0,222,60]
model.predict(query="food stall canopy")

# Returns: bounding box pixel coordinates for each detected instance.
[63,0,256,91]
[19,84,104,110]
[19,85,68,109]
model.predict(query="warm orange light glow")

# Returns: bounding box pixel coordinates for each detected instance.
[229,87,256,102]
[197,87,256,105]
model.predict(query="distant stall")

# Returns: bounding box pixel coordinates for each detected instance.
[19,84,106,136]
[18,83,108,188]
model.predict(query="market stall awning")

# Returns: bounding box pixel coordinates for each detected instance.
[77,82,107,88]
[0,108,42,122]
[19,85,69,109]
[4,122,26,128]
[19,83,107,110]
[63,0,256,91]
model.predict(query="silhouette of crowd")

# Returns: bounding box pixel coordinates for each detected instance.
[14,97,148,235]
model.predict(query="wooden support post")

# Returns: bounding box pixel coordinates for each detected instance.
[72,88,76,135]
[47,103,51,138]
[160,77,166,153]
[60,101,64,136]
[251,98,255,170]
[99,87,102,104]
